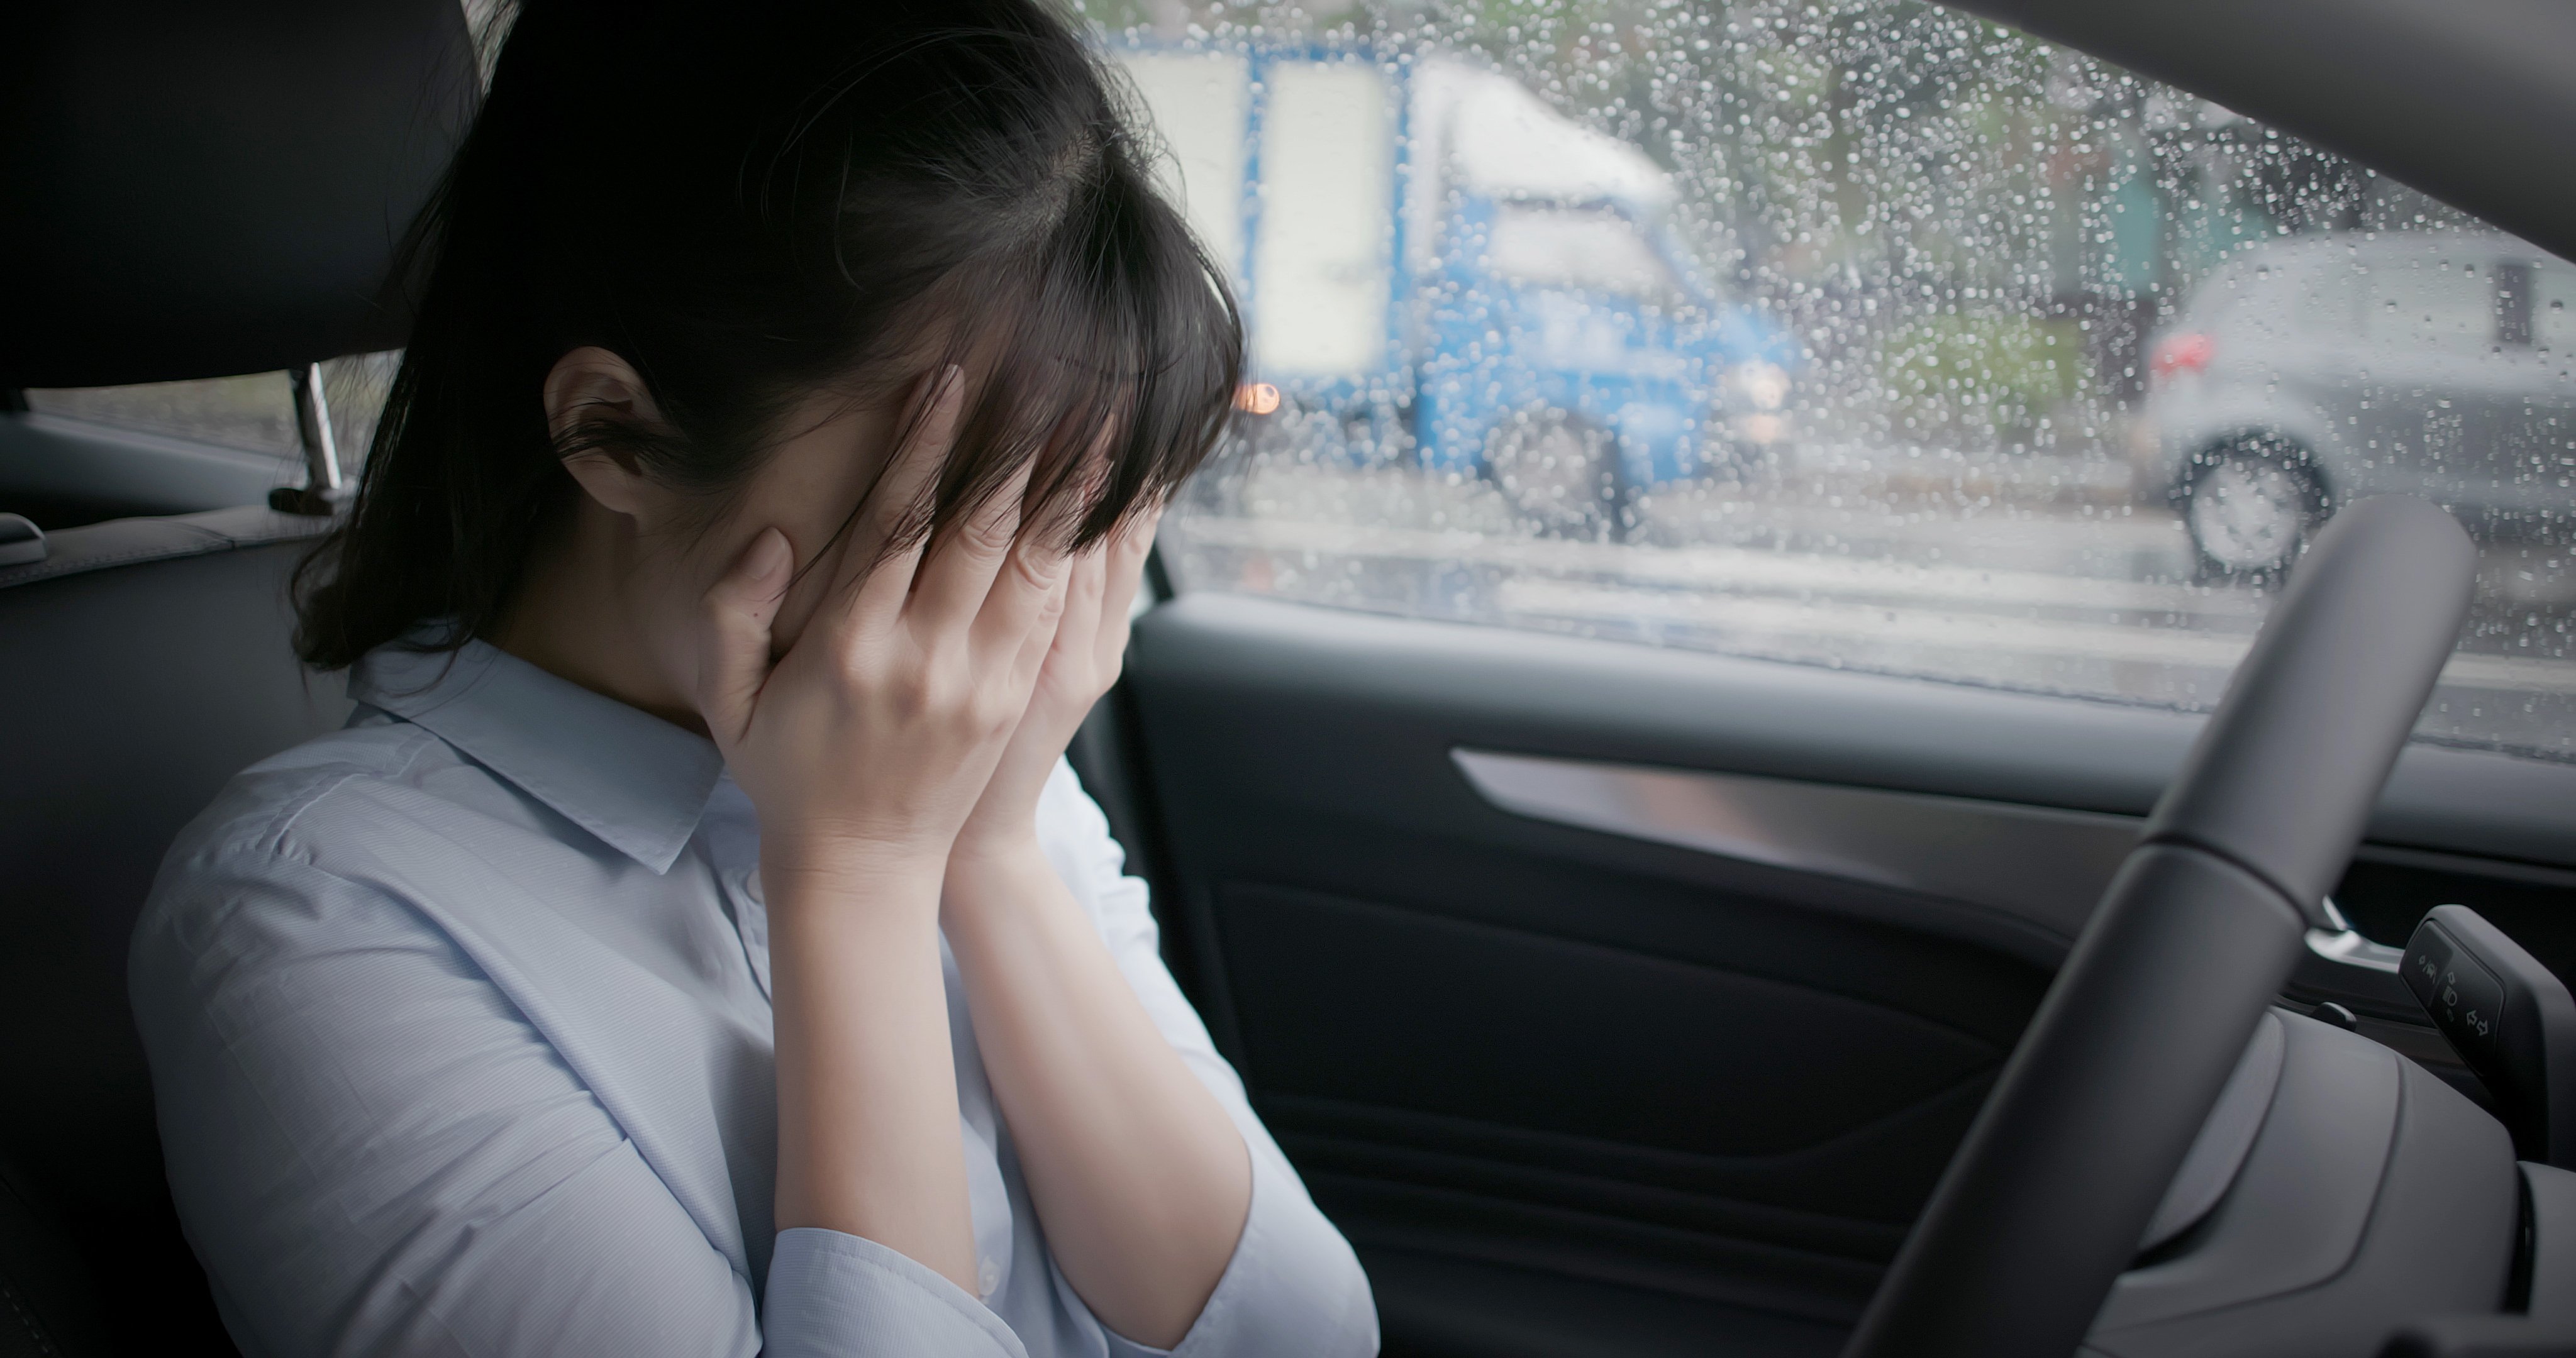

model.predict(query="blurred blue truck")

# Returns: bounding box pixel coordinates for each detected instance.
[1115,43,1794,535]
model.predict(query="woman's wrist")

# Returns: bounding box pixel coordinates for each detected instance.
[941,832,1056,920]
[762,837,952,922]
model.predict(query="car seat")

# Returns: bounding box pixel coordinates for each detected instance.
[0,4,476,1353]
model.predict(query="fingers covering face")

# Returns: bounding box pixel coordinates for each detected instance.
[914,452,1039,644]
[1008,563,1075,693]
[833,368,1165,668]
[1097,506,1160,661]
[697,526,796,747]
[843,367,968,632]
[1055,547,1110,676]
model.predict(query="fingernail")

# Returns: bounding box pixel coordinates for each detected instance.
[745,527,791,582]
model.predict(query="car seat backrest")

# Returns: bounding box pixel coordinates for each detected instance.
[0,4,477,1353]
[0,509,347,1355]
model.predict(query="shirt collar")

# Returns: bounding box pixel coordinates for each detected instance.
[351,639,726,875]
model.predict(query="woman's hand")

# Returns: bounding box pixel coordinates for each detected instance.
[694,367,1072,890]
[947,504,1161,876]
[694,368,1074,1289]
[931,502,1250,1346]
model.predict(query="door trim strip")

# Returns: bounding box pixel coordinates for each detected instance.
[1452,748,2142,938]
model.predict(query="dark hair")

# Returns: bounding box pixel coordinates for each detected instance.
[295,0,1240,670]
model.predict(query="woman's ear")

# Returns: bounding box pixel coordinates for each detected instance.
[543,346,669,521]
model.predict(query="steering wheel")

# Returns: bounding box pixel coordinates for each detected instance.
[1839,496,2480,1358]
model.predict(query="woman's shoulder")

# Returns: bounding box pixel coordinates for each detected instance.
[140,715,523,952]
[165,717,445,869]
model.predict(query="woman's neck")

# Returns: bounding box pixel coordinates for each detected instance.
[488,502,709,736]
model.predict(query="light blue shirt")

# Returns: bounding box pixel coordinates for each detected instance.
[130,639,1377,1358]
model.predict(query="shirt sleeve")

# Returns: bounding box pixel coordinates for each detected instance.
[1036,761,1380,1358]
[131,844,1024,1358]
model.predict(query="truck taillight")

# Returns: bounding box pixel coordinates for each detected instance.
[2149,333,2213,382]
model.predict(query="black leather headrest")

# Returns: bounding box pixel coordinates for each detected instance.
[0,1,479,390]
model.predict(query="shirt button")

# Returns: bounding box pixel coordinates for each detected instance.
[978,1257,1001,1296]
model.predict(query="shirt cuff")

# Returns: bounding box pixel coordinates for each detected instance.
[1099,1150,1379,1358]
[765,1227,1030,1358]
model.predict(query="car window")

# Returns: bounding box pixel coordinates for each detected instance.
[1102,0,2576,762]
[1486,202,1683,302]
[2363,252,2500,353]
[2288,265,2360,338]
[2536,262,2576,353]
[1251,58,1397,377]
[25,351,402,473]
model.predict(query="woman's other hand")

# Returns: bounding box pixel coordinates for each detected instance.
[933,500,1248,1345]
[948,502,1160,875]
[693,367,1073,889]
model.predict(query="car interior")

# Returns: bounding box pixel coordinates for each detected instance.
[3,2,2573,1357]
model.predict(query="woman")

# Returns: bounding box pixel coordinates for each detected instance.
[126,2,1376,1355]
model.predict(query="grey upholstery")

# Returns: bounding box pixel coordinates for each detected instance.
[0,0,475,1349]
[0,509,349,1354]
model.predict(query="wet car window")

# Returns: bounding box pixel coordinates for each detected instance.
[2528,261,2573,351]
[1487,204,1682,300]
[1103,0,2576,761]
[2366,255,2501,353]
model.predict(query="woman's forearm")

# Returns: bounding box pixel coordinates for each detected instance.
[942,843,1252,1349]
[768,856,981,1294]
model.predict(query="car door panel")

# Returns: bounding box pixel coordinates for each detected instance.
[1226,883,2001,1158]
[1228,882,2002,1332]
[1111,590,2576,1356]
